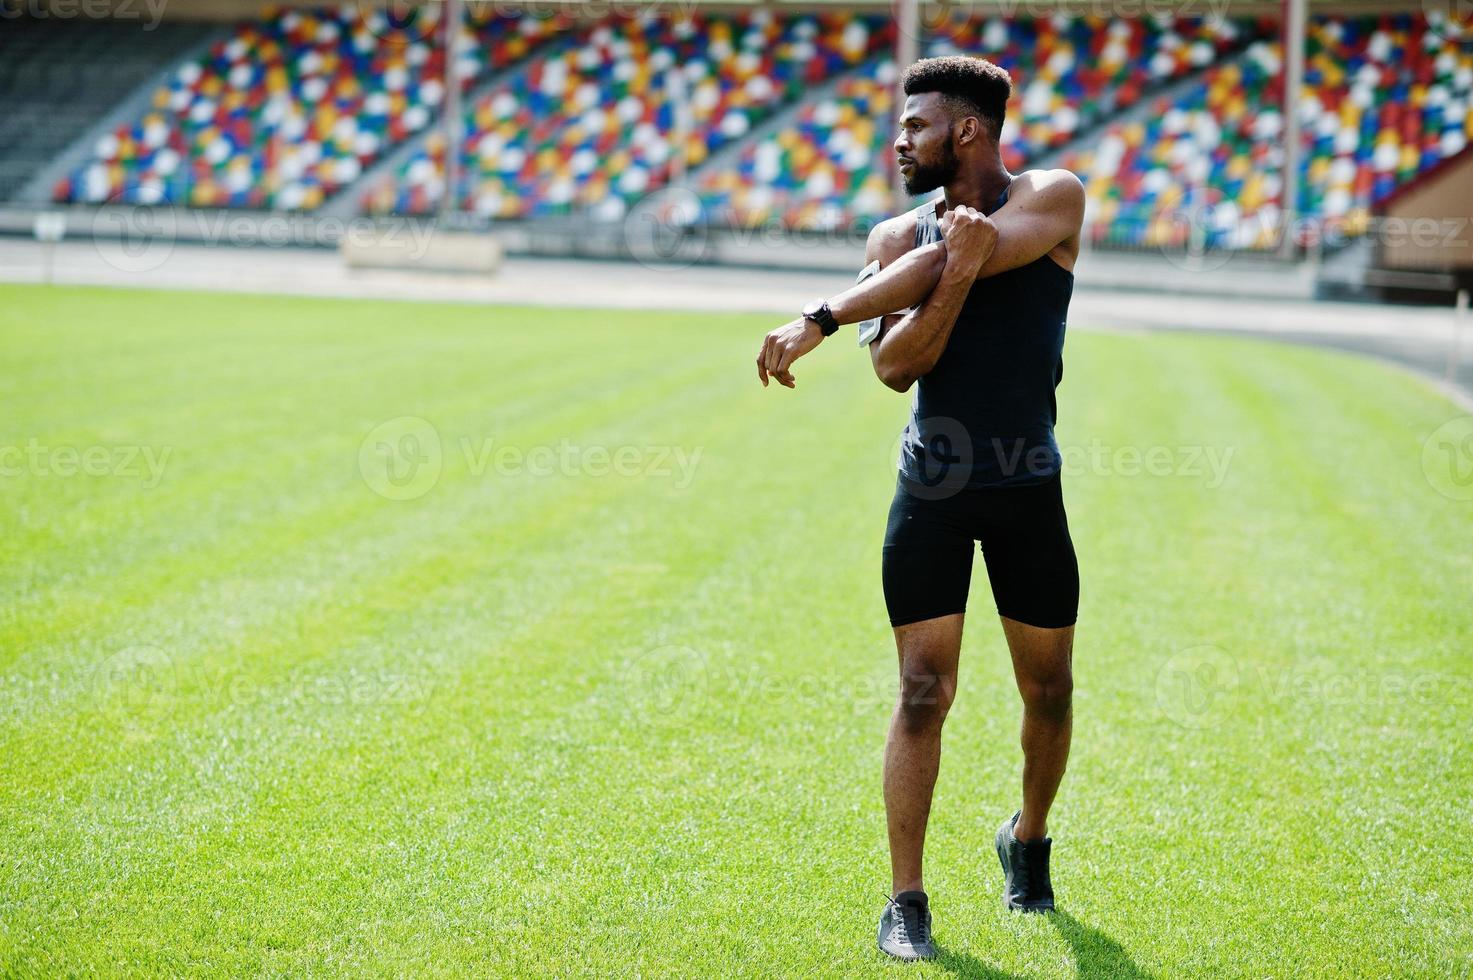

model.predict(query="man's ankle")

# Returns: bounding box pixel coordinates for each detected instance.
[1014,811,1047,842]
[892,879,925,898]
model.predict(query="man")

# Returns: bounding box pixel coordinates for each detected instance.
[754,56,1084,961]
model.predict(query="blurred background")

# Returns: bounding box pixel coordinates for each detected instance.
[0,0,1470,306]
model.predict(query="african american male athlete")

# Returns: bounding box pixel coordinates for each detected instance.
[754,56,1085,960]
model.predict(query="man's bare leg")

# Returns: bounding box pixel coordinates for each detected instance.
[1001,617,1074,841]
[884,613,964,895]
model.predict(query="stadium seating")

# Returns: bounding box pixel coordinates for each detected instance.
[54,6,567,209]
[0,15,216,203]
[1065,14,1473,248]
[697,63,900,232]
[362,11,890,219]
[42,6,1472,249]
[697,15,1262,230]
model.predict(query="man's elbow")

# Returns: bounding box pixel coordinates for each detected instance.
[875,359,917,392]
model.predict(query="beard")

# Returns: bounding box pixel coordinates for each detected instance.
[900,135,960,196]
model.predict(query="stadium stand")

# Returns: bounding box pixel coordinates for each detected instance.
[0,14,218,202]
[30,6,1471,254]
[1065,14,1473,248]
[361,11,891,219]
[697,62,901,232]
[696,15,1265,230]
[52,5,567,209]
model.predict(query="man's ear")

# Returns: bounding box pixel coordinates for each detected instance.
[956,116,980,146]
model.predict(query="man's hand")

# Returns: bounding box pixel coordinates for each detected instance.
[937,204,999,280]
[756,317,823,388]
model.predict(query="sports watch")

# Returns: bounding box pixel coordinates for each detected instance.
[802,298,840,337]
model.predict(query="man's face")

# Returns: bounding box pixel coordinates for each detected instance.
[894,92,962,196]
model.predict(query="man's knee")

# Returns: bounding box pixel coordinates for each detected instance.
[896,660,956,734]
[1018,665,1072,720]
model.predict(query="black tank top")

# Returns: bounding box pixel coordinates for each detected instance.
[897,184,1074,491]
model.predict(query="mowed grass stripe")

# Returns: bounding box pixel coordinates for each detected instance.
[0,309,750,671]
[1,314,884,836]
[1,337,766,790]
[0,291,901,972]
[0,291,750,640]
[1205,335,1464,629]
[1053,332,1469,976]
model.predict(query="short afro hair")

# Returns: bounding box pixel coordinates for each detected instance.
[901,56,1012,138]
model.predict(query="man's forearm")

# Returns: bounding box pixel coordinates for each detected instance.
[871,255,976,390]
[828,243,947,326]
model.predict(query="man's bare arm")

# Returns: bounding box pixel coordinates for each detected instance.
[754,170,1082,389]
[828,170,1084,327]
[756,213,917,388]
[868,206,997,392]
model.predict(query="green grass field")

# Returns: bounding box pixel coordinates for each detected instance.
[2,283,1470,977]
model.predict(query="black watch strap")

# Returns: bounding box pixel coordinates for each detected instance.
[804,299,840,336]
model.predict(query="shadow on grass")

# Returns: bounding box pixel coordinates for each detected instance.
[933,946,1027,979]
[1050,910,1154,980]
[930,910,1152,980]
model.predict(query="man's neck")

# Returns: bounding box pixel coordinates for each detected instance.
[941,162,1013,215]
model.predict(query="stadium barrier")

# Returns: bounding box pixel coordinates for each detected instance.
[341,226,504,273]
[0,202,1336,301]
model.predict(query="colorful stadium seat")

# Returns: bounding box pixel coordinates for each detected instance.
[697,15,1262,230]
[363,11,890,219]
[56,6,566,209]
[1065,14,1473,248]
[52,7,1473,248]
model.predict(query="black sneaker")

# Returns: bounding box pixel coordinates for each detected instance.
[877,890,937,960]
[995,810,1055,912]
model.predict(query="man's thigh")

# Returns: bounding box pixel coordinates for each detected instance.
[893,613,966,707]
[976,476,1079,630]
[882,480,976,628]
[1000,616,1074,686]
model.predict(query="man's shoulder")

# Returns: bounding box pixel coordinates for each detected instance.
[865,203,933,260]
[1010,168,1085,203]
[868,210,918,246]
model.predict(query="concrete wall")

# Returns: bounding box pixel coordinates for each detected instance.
[1379,151,1473,272]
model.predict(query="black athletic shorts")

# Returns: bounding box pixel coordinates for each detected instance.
[882,473,1079,629]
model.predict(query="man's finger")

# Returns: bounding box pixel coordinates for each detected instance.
[765,340,785,375]
[775,368,796,388]
[776,343,798,374]
[757,351,768,387]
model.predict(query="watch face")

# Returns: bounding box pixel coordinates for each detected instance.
[804,300,837,336]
